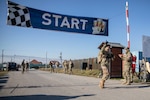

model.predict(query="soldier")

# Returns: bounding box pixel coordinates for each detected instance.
[63,60,68,74]
[69,59,74,75]
[119,47,132,85]
[49,61,54,73]
[55,61,59,73]
[26,61,29,72]
[21,59,25,74]
[139,59,149,82]
[97,42,114,89]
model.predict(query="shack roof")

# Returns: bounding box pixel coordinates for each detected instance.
[98,42,125,49]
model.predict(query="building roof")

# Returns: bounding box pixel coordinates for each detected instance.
[30,59,42,64]
[98,42,125,49]
[108,42,125,48]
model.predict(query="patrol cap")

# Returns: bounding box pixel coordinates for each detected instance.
[125,47,130,50]
[98,42,110,49]
[98,42,105,49]
[106,44,110,47]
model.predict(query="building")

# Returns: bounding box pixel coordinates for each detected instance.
[107,42,124,78]
[72,42,125,78]
[30,59,43,69]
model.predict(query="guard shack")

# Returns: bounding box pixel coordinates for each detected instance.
[106,42,125,78]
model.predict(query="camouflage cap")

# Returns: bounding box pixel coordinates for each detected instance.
[125,47,130,50]
[98,42,110,49]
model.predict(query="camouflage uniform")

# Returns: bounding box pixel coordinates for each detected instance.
[69,59,73,75]
[120,47,132,85]
[55,61,59,73]
[98,42,113,88]
[21,59,25,74]
[49,61,54,73]
[63,60,68,74]
[25,61,29,72]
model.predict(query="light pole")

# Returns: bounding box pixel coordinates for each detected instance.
[14,54,16,62]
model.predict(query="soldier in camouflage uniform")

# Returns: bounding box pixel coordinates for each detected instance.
[97,42,114,89]
[21,59,25,74]
[119,47,132,85]
[55,61,59,73]
[63,60,68,74]
[49,61,54,73]
[68,59,74,75]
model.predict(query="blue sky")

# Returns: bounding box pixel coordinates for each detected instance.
[0,0,150,60]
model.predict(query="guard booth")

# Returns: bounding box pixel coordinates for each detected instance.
[99,42,125,78]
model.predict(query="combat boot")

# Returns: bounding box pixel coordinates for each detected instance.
[122,81,127,85]
[126,77,131,85]
[126,82,131,85]
[99,80,105,89]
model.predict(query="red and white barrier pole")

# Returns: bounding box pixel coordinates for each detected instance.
[126,1,130,48]
[132,55,137,73]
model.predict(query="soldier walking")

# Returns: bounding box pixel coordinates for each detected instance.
[63,60,68,74]
[25,61,29,72]
[49,61,54,73]
[21,59,25,74]
[69,59,74,75]
[55,61,59,73]
[97,41,114,89]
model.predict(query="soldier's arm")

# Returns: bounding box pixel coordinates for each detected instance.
[126,53,132,61]
[101,43,107,54]
[97,51,102,64]
[118,54,123,59]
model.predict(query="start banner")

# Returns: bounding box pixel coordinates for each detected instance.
[7,1,108,36]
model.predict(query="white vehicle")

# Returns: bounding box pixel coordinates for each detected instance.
[2,63,8,71]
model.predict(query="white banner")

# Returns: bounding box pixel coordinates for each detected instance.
[143,35,150,57]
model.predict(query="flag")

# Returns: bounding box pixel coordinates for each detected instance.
[7,1,32,27]
[143,35,150,57]
[7,1,108,36]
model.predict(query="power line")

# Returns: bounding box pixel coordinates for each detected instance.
[0,54,64,64]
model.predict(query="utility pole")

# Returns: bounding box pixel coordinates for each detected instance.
[2,49,4,64]
[14,54,16,62]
